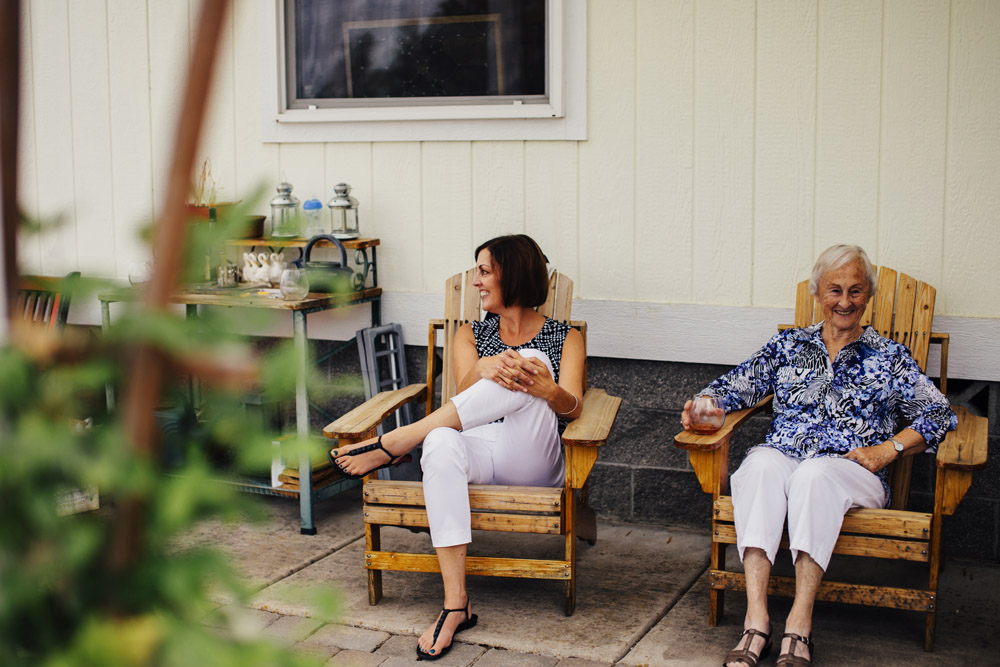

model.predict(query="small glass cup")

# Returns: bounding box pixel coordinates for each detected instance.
[690,393,726,434]
[128,261,152,286]
[279,268,309,301]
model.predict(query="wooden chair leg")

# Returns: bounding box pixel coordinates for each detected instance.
[564,486,577,616]
[709,541,726,626]
[365,523,382,606]
[924,611,936,651]
[576,495,598,546]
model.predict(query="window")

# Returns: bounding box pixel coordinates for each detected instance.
[260,0,585,142]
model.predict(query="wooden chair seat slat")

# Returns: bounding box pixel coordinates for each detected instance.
[364,506,564,535]
[709,571,937,612]
[712,523,930,562]
[364,480,564,513]
[365,552,572,579]
[713,496,932,538]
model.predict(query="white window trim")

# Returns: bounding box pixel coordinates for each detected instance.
[259,0,586,142]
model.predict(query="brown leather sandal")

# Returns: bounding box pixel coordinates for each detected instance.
[723,626,772,667]
[776,632,814,667]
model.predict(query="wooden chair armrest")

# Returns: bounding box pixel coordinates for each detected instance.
[936,406,988,471]
[674,397,773,452]
[561,388,622,448]
[323,384,428,440]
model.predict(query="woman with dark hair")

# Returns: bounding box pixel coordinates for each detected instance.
[328,234,585,660]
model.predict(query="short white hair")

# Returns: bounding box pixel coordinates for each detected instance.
[809,244,877,297]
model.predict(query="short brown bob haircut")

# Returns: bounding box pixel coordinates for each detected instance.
[474,234,549,309]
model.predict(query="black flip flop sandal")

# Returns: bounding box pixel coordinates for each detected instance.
[415,600,478,661]
[327,435,411,479]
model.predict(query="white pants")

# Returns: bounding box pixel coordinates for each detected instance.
[731,446,886,572]
[421,349,565,548]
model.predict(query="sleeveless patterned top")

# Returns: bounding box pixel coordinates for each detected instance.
[470,315,571,382]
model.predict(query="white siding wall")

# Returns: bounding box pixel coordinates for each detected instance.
[16,0,1000,378]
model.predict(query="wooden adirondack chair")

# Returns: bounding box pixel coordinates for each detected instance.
[16,273,80,330]
[674,266,988,651]
[324,269,621,615]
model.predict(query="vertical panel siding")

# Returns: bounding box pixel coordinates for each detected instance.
[472,142,525,243]
[323,142,372,235]
[635,0,694,304]
[878,0,950,284]
[232,0,278,206]
[944,0,1000,316]
[753,0,816,306]
[693,0,756,305]
[195,1,237,206]
[814,0,882,255]
[423,142,473,287]
[147,1,189,218]
[371,143,422,292]
[17,1,40,273]
[14,0,1000,320]
[68,0,116,278]
[277,143,324,211]
[108,0,155,276]
[524,142,579,278]
[30,0,77,273]
[578,0,636,300]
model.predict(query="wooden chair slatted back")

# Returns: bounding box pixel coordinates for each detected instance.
[433,269,575,407]
[790,265,938,510]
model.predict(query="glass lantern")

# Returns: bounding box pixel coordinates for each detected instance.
[269,182,301,238]
[327,182,360,240]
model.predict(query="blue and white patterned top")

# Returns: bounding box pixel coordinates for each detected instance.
[702,323,956,504]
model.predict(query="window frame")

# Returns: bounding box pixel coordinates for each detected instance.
[259,0,586,142]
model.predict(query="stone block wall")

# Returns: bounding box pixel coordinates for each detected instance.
[309,339,1000,563]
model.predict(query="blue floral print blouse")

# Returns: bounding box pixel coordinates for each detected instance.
[702,323,957,504]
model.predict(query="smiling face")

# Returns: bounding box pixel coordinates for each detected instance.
[817,260,871,336]
[472,248,503,312]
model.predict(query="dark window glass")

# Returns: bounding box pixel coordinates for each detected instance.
[290,0,546,105]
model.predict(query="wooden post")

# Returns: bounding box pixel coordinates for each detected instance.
[1,0,21,332]
[110,0,231,573]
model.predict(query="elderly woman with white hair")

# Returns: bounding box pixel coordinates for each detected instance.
[681,244,956,667]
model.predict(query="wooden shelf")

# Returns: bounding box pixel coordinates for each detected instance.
[226,237,379,250]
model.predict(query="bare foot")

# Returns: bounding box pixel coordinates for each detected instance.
[416,600,473,657]
[725,625,771,667]
[329,436,405,477]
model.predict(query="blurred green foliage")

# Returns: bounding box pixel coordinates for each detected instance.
[0,201,359,665]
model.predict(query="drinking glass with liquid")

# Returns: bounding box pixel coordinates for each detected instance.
[690,393,726,434]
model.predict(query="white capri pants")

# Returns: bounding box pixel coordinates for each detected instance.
[731,446,887,572]
[420,349,565,548]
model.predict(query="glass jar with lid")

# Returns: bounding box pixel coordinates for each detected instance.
[269,182,301,238]
[327,183,360,239]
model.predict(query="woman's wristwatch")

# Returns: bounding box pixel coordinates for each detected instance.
[890,438,905,459]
